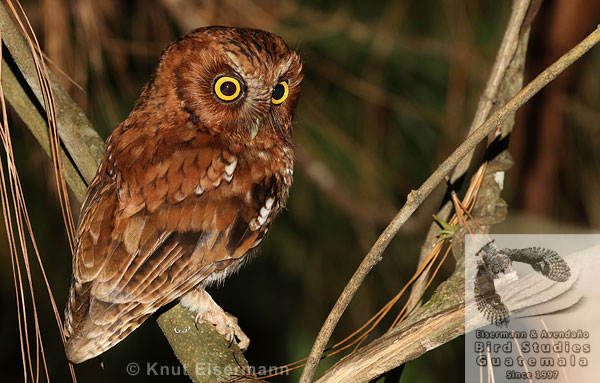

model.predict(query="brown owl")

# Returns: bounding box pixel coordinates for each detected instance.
[63,26,303,363]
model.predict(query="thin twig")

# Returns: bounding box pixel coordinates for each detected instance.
[452,0,533,180]
[299,24,600,383]
[407,0,533,315]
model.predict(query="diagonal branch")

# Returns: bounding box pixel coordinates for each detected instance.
[407,0,540,317]
[299,23,600,383]
[316,241,594,383]
[0,2,104,198]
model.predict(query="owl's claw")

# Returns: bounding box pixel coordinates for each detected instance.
[181,288,250,351]
[194,308,250,351]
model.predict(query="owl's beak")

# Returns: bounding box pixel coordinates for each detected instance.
[249,118,260,141]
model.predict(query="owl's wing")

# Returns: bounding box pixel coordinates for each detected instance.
[64,143,281,363]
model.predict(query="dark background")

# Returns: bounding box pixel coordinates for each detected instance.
[1,0,600,382]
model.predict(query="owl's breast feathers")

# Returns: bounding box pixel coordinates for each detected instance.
[64,123,292,363]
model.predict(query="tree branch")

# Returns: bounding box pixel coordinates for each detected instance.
[0,3,104,185]
[407,0,535,313]
[299,22,600,383]
[316,240,594,383]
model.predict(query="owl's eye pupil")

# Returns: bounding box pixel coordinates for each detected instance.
[272,83,285,100]
[271,81,289,105]
[220,81,237,97]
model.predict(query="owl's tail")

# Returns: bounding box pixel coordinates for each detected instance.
[64,316,149,363]
[63,280,150,363]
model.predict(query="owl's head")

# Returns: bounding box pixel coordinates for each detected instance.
[142,26,303,147]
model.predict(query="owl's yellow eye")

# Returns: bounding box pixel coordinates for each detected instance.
[271,81,289,105]
[214,76,242,102]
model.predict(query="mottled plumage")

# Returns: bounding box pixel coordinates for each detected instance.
[64,26,303,363]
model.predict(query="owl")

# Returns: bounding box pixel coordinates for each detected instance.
[63,26,303,363]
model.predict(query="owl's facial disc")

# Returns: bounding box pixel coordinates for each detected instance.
[162,27,302,144]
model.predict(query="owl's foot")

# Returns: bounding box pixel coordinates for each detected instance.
[180,289,250,351]
[194,305,250,351]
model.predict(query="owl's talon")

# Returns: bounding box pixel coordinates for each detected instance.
[181,289,250,352]
[193,313,202,330]
[194,308,250,351]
